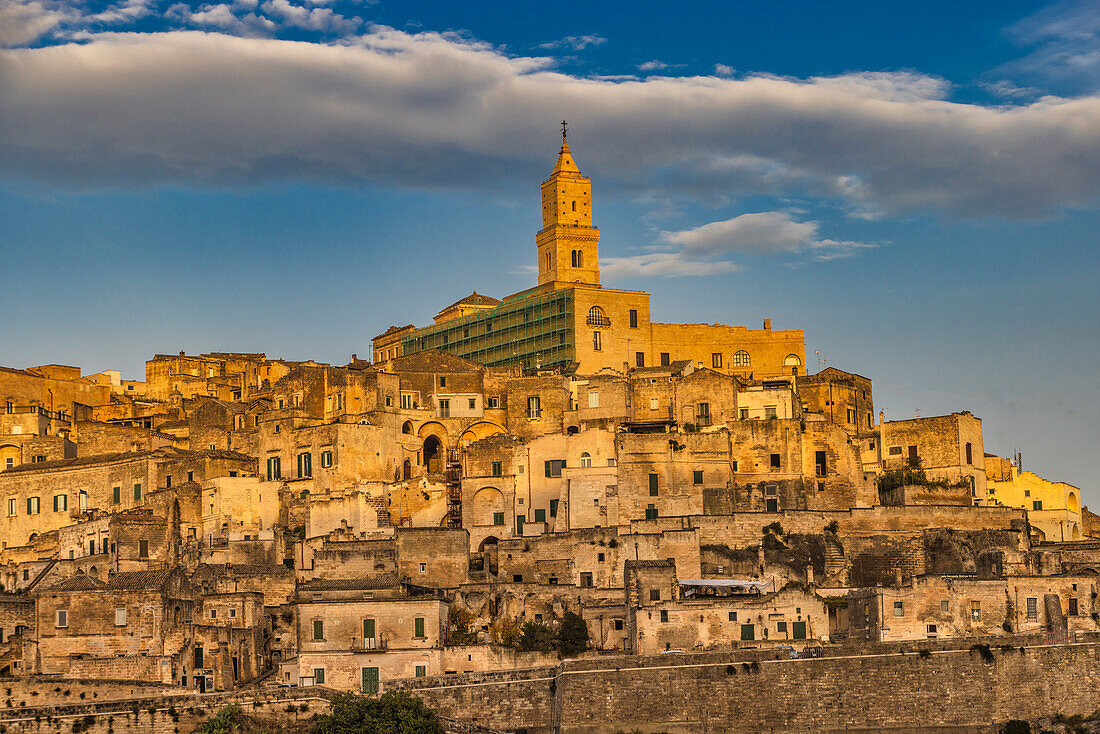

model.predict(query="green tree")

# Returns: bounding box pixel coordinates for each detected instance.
[311,691,441,734]
[558,611,590,657]
[490,616,521,647]
[517,620,555,652]
[448,606,478,645]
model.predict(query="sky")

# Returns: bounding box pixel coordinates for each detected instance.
[1,0,1098,500]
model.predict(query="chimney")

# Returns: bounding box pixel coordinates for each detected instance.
[179,350,185,357]
[763,318,772,330]
[351,354,358,362]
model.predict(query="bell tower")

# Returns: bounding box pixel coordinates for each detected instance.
[536,122,601,288]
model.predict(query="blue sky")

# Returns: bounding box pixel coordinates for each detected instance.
[1,1,1099,499]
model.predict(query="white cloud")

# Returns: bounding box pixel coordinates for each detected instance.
[259,0,358,33]
[177,3,277,35]
[88,0,158,25]
[638,60,669,72]
[996,0,1100,94]
[537,34,605,51]
[0,0,69,46]
[602,253,741,281]
[2,28,1100,219]
[714,63,735,77]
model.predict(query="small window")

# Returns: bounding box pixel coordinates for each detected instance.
[419,562,427,573]
[777,621,787,633]
[649,589,661,601]
[635,352,645,368]
[711,353,722,369]
[439,376,447,388]
[527,396,542,420]
[941,600,949,612]
[319,450,333,469]
[926,624,938,635]
[965,442,973,465]
[313,668,325,685]
[588,390,600,408]
[313,619,324,640]
[592,331,602,351]
[770,454,781,468]
[597,552,605,562]
[629,309,638,328]
[139,539,149,558]
[414,617,425,638]
[580,452,592,468]
[645,504,658,520]
[970,601,981,621]
[486,396,499,409]
[732,350,750,367]
[1069,598,1079,616]
[229,608,236,618]
[693,470,703,485]
[660,610,669,622]
[894,601,904,617]
[545,459,565,478]
[534,508,546,523]
[56,609,68,628]
[888,446,902,456]
[764,405,777,419]
[549,499,558,517]
[614,619,624,630]
[660,353,670,366]
[739,407,749,420]
[297,452,312,478]
[115,608,127,626]
[1026,597,1038,620]
[415,665,426,678]
[491,461,502,477]
[492,512,504,526]
[26,497,40,515]
[649,397,659,410]
[729,612,737,621]
[438,398,450,417]
[1033,500,1043,511]
[649,473,659,496]
[740,624,754,641]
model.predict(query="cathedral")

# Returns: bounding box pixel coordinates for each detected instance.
[373,130,805,378]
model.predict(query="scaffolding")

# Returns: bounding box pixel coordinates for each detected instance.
[445,449,463,528]
[402,288,575,370]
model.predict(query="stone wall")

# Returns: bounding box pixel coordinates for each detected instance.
[395,641,1100,733]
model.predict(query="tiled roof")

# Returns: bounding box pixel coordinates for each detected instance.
[298,575,399,592]
[48,575,107,592]
[105,570,175,590]
[2,447,253,474]
[436,291,500,316]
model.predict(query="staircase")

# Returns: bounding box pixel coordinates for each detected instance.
[445,450,463,528]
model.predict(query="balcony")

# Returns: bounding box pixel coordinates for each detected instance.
[585,313,611,328]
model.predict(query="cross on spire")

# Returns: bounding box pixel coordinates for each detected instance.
[561,119,568,141]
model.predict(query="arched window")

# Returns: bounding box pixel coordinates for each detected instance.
[572,200,576,212]
[783,354,802,367]
[580,452,592,468]
[577,250,583,268]
[586,306,609,327]
[545,252,551,271]
[571,250,579,267]
[401,421,413,435]
[732,350,751,367]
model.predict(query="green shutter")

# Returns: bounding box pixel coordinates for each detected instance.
[112,486,121,504]
[793,621,807,640]
[549,499,558,517]
[362,667,379,694]
[363,618,375,640]
[133,483,141,501]
[741,624,755,641]
[313,620,323,640]
[313,668,325,685]
[414,617,425,638]
[544,460,551,477]
[649,473,659,495]
[534,509,546,523]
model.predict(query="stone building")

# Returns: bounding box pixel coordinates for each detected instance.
[985,455,1083,541]
[375,135,805,378]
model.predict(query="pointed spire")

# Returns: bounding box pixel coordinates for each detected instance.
[552,120,581,175]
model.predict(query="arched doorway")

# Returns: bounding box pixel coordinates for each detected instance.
[402,459,412,480]
[423,435,443,472]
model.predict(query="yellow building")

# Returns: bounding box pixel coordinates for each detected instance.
[374,131,805,378]
[985,454,1083,541]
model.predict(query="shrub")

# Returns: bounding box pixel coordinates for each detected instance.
[970,643,995,663]
[558,612,590,657]
[310,690,441,734]
[490,617,521,647]
[448,606,478,645]
[518,620,555,652]
[1000,721,1030,734]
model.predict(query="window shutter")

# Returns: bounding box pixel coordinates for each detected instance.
[544,461,551,477]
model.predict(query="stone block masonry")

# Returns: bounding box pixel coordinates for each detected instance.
[394,642,1100,733]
